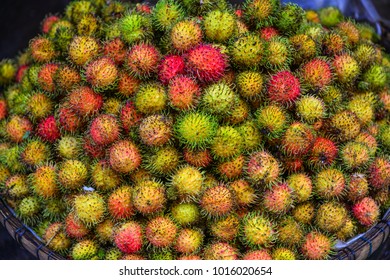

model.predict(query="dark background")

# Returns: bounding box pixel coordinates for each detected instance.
[0,0,389,260]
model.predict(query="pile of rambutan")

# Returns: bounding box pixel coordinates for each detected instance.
[0,0,389,260]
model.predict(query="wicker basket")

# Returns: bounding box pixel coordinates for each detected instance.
[1,196,389,260]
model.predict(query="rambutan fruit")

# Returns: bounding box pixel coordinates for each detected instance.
[171,202,200,225]
[174,111,218,149]
[119,13,152,44]
[0,99,7,120]
[146,216,178,248]
[96,219,115,244]
[4,174,30,200]
[336,217,357,241]
[262,182,294,214]
[330,110,361,142]
[236,70,264,100]
[21,139,50,167]
[314,168,346,199]
[144,145,180,175]
[43,222,71,253]
[292,201,316,224]
[126,43,161,78]
[85,56,118,90]
[174,228,204,254]
[199,184,235,217]
[203,242,239,260]
[109,140,142,174]
[6,115,33,143]
[322,32,345,56]
[108,186,134,220]
[368,157,390,190]
[281,122,315,157]
[36,115,61,143]
[267,71,301,106]
[243,0,279,25]
[259,26,279,41]
[170,19,203,52]
[120,101,143,132]
[168,75,200,110]
[347,94,374,126]
[134,82,167,114]
[245,150,280,186]
[354,43,376,69]
[230,33,264,68]
[211,126,243,159]
[237,120,263,151]
[289,34,317,64]
[224,98,250,125]
[307,137,338,170]
[139,114,173,147]
[73,192,106,227]
[91,160,121,192]
[41,15,60,34]
[229,179,257,208]
[29,37,57,63]
[346,173,370,202]
[89,114,120,146]
[114,221,143,254]
[71,239,99,260]
[68,36,100,66]
[183,148,212,168]
[209,214,240,241]
[216,154,245,180]
[27,91,53,121]
[301,231,334,260]
[76,14,100,36]
[185,44,228,83]
[243,249,272,260]
[202,82,238,116]
[352,197,380,227]
[132,179,166,215]
[116,72,140,98]
[54,65,81,92]
[315,201,348,233]
[277,216,304,247]
[272,247,296,260]
[275,3,305,34]
[16,196,41,224]
[264,36,292,70]
[318,6,343,27]
[255,104,289,139]
[65,212,89,239]
[102,37,127,65]
[152,0,185,31]
[83,136,106,159]
[58,159,88,190]
[158,55,186,86]
[0,59,16,85]
[286,173,312,203]
[360,64,387,90]
[203,9,237,43]
[67,86,103,117]
[337,20,360,46]
[300,58,332,89]
[105,248,122,260]
[340,141,371,171]
[333,54,360,84]
[240,211,276,248]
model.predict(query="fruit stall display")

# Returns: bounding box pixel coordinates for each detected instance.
[0,0,389,260]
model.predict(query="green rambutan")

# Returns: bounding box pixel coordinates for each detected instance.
[255,104,288,139]
[91,160,121,192]
[174,111,218,149]
[292,201,316,224]
[71,239,99,260]
[134,82,167,114]
[152,0,184,31]
[211,126,243,159]
[73,192,106,227]
[16,196,41,224]
[340,141,371,171]
[68,36,100,66]
[314,168,346,199]
[119,13,152,45]
[240,211,276,248]
[58,159,88,190]
[318,6,343,27]
[272,247,296,260]
[170,202,200,225]
[170,19,203,52]
[236,70,264,100]
[203,9,237,43]
[230,33,264,68]
[281,122,315,157]
[277,216,304,247]
[333,54,360,84]
[43,222,71,253]
[144,145,180,175]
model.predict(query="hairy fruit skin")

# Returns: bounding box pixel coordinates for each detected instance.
[114,221,143,254]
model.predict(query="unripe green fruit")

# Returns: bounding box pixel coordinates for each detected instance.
[119,13,152,45]
[204,10,236,43]
[74,192,106,227]
[315,201,348,233]
[230,33,264,68]
[202,82,238,117]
